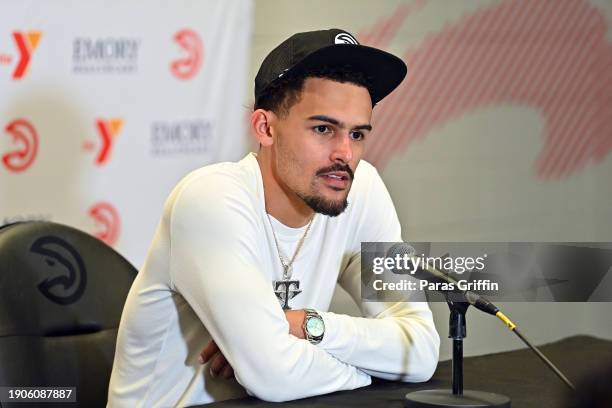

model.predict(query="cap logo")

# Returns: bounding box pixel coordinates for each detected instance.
[334,32,359,45]
[277,68,289,78]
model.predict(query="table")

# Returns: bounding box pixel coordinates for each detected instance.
[199,335,612,408]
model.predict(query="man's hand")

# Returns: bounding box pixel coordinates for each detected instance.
[199,309,307,379]
[199,340,235,379]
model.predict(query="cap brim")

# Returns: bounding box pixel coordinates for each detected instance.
[289,44,407,105]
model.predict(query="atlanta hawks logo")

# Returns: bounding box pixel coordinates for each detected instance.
[170,29,203,80]
[88,202,120,246]
[334,32,359,45]
[31,235,87,305]
[2,118,39,173]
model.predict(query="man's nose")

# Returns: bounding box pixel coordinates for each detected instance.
[330,133,353,163]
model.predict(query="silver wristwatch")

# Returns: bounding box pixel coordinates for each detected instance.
[303,308,325,344]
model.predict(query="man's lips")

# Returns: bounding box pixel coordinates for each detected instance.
[319,171,350,189]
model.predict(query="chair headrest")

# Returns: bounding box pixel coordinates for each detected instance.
[0,221,137,337]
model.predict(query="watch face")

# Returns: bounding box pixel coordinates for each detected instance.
[306,316,324,337]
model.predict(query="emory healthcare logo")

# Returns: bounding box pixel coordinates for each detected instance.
[2,118,39,173]
[88,202,120,246]
[72,37,140,74]
[170,29,203,80]
[150,119,212,156]
[82,118,123,165]
[0,31,42,79]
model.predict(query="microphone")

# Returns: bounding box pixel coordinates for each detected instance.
[386,242,500,315]
[387,242,576,391]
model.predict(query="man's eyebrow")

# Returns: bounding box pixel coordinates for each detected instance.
[307,115,372,131]
[353,124,373,132]
[308,115,341,126]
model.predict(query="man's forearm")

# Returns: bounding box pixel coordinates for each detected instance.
[282,304,439,382]
[316,306,440,382]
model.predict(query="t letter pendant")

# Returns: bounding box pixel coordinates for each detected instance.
[273,279,301,310]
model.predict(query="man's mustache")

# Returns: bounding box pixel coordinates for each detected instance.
[315,164,354,180]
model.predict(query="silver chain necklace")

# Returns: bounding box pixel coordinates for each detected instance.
[267,213,314,309]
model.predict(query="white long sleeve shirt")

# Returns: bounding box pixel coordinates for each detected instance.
[108,152,440,407]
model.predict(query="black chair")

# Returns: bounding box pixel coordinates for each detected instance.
[0,221,137,407]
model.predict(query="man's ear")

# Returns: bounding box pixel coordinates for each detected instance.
[251,109,275,147]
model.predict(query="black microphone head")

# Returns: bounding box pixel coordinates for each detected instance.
[386,243,501,316]
[387,242,416,259]
[465,289,499,315]
[386,243,454,284]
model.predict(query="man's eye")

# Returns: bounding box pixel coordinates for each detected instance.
[313,125,331,134]
[350,131,364,141]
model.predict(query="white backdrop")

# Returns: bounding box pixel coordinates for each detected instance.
[0,0,253,266]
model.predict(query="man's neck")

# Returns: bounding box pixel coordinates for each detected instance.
[256,152,314,228]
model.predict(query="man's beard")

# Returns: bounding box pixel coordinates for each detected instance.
[299,193,349,217]
[298,163,354,217]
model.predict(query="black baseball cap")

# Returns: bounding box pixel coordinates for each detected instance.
[254,28,407,107]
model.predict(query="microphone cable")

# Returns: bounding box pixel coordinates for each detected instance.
[495,310,576,391]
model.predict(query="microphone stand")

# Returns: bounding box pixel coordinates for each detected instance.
[404,294,511,407]
[449,298,468,396]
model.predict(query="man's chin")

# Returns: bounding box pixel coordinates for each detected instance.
[301,194,348,217]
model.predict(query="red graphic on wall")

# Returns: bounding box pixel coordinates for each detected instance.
[83,118,123,165]
[361,0,612,179]
[170,29,203,80]
[11,31,42,79]
[2,119,39,173]
[88,202,120,246]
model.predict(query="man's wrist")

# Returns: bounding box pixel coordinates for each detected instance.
[284,309,306,339]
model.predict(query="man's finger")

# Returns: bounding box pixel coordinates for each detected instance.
[200,340,220,364]
[209,351,228,377]
[220,364,234,380]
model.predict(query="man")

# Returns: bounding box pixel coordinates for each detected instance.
[108,28,440,406]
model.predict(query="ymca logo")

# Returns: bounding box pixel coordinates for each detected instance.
[83,118,123,165]
[170,29,203,80]
[0,31,42,79]
[2,118,39,173]
[88,202,120,246]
